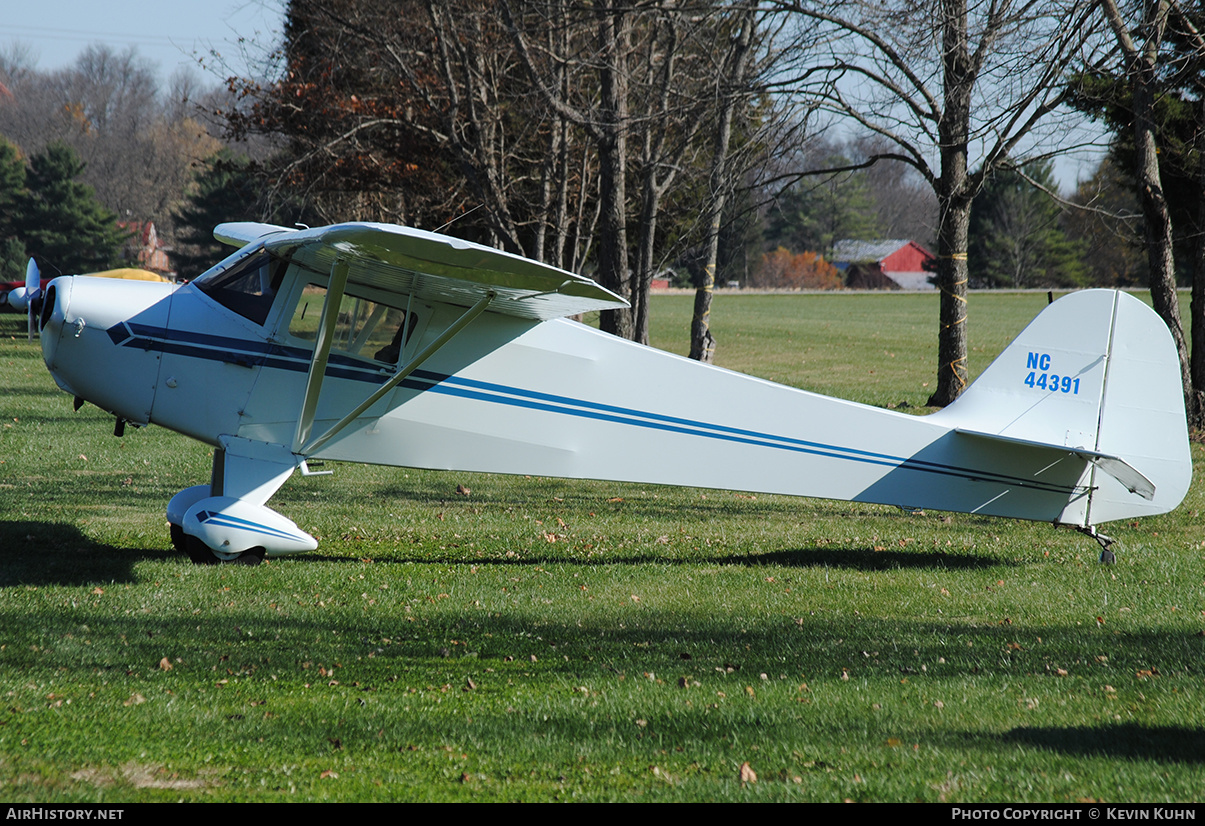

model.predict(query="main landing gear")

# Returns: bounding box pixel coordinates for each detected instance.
[165,443,319,567]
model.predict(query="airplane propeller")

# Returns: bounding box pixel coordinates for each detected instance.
[8,258,41,341]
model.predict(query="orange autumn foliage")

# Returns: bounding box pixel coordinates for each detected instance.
[751,248,843,290]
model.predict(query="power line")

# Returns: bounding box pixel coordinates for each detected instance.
[6,24,207,51]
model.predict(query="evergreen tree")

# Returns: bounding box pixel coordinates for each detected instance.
[968,161,1086,288]
[18,141,127,275]
[0,138,28,281]
[1068,33,1203,285]
[1063,157,1147,287]
[173,150,260,278]
[765,153,880,258]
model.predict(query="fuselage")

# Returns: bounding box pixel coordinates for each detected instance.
[37,238,1191,538]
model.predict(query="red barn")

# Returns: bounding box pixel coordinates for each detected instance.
[118,221,173,276]
[831,239,935,290]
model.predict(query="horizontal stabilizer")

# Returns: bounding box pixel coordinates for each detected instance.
[954,428,1155,500]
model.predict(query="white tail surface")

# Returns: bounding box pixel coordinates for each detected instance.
[931,290,1191,526]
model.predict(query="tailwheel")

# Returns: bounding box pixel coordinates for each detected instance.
[1074,525,1117,565]
[1092,531,1118,565]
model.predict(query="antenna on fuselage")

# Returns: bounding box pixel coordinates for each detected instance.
[432,204,484,235]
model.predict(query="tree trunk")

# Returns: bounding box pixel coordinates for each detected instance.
[1188,94,1205,431]
[689,4,755,363]
[688,278,717,362]
[1131,0,1194,428]
[631,175,659,346]
[595,1,633,339]
[926,0,972,408]
[926,194,972,407]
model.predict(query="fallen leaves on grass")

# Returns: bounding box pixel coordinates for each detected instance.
[739,762,757,784]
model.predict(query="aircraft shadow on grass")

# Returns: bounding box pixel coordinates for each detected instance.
[343,546,1008,571]
[720,546,1006,570]
[0,515,1002,581]
[0,520,167,587]
[999,724,1205,765]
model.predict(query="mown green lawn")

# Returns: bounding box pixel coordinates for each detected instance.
[1,292,1203,802]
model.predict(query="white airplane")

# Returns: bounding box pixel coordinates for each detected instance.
[15,222,1192,565]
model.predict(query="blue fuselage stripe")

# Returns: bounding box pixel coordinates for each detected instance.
[402,374,1079,494]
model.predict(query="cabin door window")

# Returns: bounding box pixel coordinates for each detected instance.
[288,283,419,366]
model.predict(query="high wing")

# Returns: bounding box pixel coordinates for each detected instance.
[215,221,628,321]
[213,221,294,247]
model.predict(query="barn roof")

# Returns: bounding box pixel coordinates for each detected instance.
[831,239,915,264]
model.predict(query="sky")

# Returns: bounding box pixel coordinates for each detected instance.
[5,0,286,83]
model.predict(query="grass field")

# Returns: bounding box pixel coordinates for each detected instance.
[1,292,1203,802]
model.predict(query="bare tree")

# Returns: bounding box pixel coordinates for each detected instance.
[1092,0,1205,429]
[226,0,611,276]
[502,0,783,345]
[500,0,640,337]
[1098,0,1192,422]
[630,8,709,345]
[0,44,223,249]
[775,0,1108,406]
[690,1,761,362]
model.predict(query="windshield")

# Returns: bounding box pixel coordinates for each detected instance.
[193,247,285,325]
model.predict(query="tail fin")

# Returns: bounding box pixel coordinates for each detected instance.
[932,290,1191,526]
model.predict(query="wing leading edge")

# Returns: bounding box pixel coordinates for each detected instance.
[215,221,628,321]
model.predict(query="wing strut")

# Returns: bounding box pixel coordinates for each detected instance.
[292,258,351,453]
[299,290,496,457]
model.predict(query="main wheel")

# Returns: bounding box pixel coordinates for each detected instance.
[184,534,219,565]
[183,535,266,566]
[169,523,187,553]
[228,546,266,566]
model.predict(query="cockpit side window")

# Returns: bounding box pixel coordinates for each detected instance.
[289,282,419,366]
[193,248,284,325]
